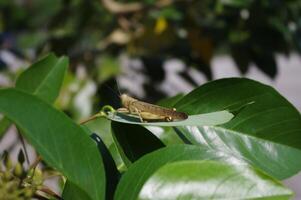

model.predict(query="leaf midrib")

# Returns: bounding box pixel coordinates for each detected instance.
[34,58,64,97]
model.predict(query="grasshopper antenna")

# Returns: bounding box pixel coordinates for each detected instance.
[102,77,124,99]
[115,77,122,96]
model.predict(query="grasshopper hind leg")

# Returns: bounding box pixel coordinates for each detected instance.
[118,107,146,122]
[127,106,145,123]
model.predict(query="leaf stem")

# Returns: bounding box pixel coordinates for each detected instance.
[38,186,62,200]
[79,105,116,124]
[79,113,103,124]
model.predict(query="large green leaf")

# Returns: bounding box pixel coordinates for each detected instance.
[175,78,301,179]
[1,54,68,138]
[0,89,105,200]
[15,53,68,104]
[114,145,242,200]
[115,145,293,200]
[178,126,301,179]
[109,111,233,126]
[139,160,292,200]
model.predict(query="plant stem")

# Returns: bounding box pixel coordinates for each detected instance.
[79,113,102,125]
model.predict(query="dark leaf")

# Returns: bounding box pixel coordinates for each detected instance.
[111,121,165,167]
[251,51,277,78]
[230,45,250,74]
[91,133,120,200]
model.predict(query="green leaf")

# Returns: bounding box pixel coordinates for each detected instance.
[84,117,113,147]
[111,121,165,167]
[175,78,301,179]
[114,144,241,200]
[62,181,91,200]
[178,126,301,179]
[109,111,233,127]
[1,54,68,138]
[0,89,105,200]
[0,117,11,138]
[84,118,125,170]
[16,53,68,104]
[139,160,293,200]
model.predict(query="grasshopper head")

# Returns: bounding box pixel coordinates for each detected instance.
[120,94,130,108]
[120,94,136,108]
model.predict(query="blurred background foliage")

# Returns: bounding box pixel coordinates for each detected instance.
[0,0,301,119]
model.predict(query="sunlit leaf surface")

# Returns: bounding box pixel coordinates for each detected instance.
[139,160,292,200]
[174,78,301,179]
[115,145,243,200]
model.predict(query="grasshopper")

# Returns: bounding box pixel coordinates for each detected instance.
[117,94,188,122]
